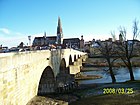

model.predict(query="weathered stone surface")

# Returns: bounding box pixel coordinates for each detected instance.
[0,49,86,105]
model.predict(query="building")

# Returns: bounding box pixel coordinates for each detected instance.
[63,38,80,49]
[46,36,57,45]
[84,41,92,53]
[90,39,101,55]
[80,35,84,50]
[32,17,63,47]
[33,32,57,47]
[32,36,46,46]
[0,46,9,53]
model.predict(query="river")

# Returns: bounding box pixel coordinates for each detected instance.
[78,67,140,84]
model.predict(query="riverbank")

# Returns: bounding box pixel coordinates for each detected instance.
[75,73,102,80]
[81,67,101,72]
[70,80,140,105]
[70,93,140,105]
[27,96,68,105]
[84,57,140,67]
[27,81,140,105]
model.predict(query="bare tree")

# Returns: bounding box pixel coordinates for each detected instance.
[97,41,117,83]
[111,31,117,41]
[113,19,139,81]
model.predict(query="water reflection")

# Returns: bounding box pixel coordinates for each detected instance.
[78,67,140,84]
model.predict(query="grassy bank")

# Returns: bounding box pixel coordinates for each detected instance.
[70,81,140,105]
[70,94,140,105]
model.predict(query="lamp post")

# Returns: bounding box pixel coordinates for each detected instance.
[44,35,46,45]
[28,35,31,49]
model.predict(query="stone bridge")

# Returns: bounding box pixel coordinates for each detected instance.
[0,49,87,105]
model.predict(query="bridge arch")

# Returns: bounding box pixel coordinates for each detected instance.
[69,55,73,65]
[74,55,77,61]
[77,54,80,58]
[37,66,55,95]
[56,58,72,88]
[60,58,69,74]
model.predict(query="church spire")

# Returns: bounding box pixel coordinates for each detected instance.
[57,16,63,44]
[57,16,63,34]
[44,31,46,37]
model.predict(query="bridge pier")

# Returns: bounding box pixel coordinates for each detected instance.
[69,57,83,74]
[38,83,55,95]
[55,72,76,93]
[81,54,88,62]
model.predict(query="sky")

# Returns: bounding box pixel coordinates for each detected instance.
[0,0,140,47]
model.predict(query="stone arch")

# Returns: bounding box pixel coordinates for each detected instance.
[69,55,73,65]
[77,54,80,59]
[56,58,72,88]
[60,58,68,74]
[74,55,76,61]
[78,54,80,58]
[37,66,55,95]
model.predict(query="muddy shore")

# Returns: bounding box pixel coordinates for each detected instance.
[27,81,140,105]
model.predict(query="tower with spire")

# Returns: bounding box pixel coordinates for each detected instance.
[119,33,123,42]
[57,17,63,44]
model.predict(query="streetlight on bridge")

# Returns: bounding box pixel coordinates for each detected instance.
[28,35,31,49]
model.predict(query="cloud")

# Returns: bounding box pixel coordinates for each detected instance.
[0,28,27,47]
[0,28,10,34]
[15,32,24,36]
[0,27,56,47]
[0,36,28,47]
[0,28,25,37]
[0,32,45,47]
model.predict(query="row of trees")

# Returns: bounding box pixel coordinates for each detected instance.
[97,19,140,83]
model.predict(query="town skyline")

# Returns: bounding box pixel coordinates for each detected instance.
[0,0,140,47]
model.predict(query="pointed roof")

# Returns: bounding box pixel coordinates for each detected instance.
[57,16,63,34]
[44,31,46,37]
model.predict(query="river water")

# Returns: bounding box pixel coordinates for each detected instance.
[78,67,140,84]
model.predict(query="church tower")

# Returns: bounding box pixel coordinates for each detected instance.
[57,17,63,44]
[119,33,123,42]
[80,35,84,50]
